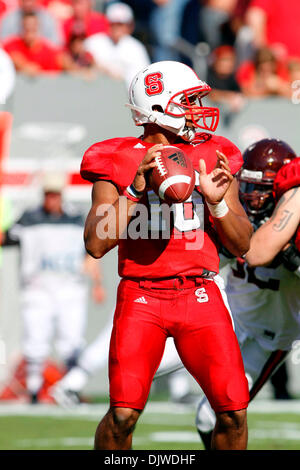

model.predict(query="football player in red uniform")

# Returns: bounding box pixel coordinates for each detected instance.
[80,60,253,450]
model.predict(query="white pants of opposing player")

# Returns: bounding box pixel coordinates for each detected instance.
[195,335,289,433]
[21,282,88,394]
[56,310,114,393]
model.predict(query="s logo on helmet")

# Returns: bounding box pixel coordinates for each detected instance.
[144,72,164,96]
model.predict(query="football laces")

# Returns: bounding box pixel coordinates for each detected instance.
[155,155,168,177]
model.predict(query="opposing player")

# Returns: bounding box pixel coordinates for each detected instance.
[80,60,253,450]
[196,140,300,449]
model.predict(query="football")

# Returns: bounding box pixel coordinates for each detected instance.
[149,146,195,204]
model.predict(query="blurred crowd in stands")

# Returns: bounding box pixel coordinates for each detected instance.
[1,0,300,107]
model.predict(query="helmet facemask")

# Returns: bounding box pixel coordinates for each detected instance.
[165,87,219,138]
[239,181,275,220]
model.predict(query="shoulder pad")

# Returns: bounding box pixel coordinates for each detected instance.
[273,158,300,202]
[212,135,243,175]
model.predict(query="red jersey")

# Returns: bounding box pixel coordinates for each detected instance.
[236,60,289,90]
[3,37,62,72]
[62,12,110,44]
[273,158,300,251]
[81,134,243,279]
[250,0,300,59]
[0,0,7,19]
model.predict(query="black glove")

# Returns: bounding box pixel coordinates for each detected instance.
[281,242,300,277]
[219,245,235,259]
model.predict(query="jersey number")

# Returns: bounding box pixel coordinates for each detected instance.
[145,72,164,96]
[147,186,203,233]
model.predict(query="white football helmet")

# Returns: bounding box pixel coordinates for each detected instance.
[126,61,219,141]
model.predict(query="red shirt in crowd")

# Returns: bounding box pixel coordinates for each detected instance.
[3,36,62,72]
[39,0,72,7]
[236,60,290,89]
[0,0,7,19]
[250,0,300,58]
[62,11,109,43]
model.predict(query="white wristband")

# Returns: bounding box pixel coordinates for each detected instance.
[126,184,143,199]
[207,199,229,218]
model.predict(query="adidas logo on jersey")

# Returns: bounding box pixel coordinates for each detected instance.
[133,143,146,149]
[134,296,148,304]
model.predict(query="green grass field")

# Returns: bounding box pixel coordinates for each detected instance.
[0,400,300,450]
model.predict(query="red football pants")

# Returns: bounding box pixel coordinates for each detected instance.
[109,277,249,412]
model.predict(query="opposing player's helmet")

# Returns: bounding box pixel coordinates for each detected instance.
[238,138,297,218]
[126,61,219,141]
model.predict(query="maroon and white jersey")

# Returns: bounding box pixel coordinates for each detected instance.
[224,256,300,352]
[81,134,243,279]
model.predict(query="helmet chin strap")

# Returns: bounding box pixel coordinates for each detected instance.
[179,126,196,142]
[153,120,195,142]
[126,103,195,141]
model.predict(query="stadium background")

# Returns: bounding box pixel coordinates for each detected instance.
[1,0,300,450]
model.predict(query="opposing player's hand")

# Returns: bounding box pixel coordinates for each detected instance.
[132,144,162,193]
[198,151,233,204]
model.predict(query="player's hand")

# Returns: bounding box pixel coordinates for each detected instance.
[281,241,300,275]
[132,144,162,193]
[198,150,233,204]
